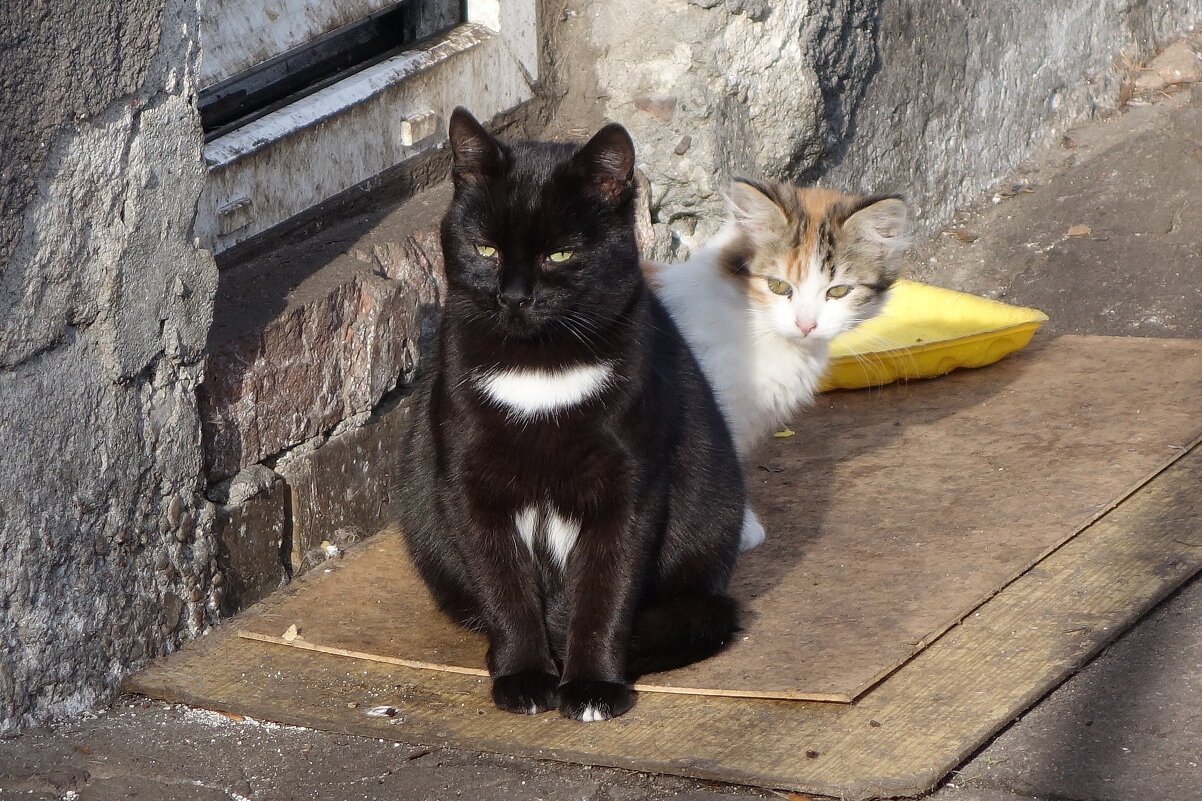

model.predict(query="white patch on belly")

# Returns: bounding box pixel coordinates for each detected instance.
[514,505,538,551]
[512,505,580,569]
[477,362,613,419]
[543,508,580,569]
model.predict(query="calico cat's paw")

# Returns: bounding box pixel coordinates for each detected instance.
[739,506,766,551]
[558,679,635,722]
[491,671,560,714]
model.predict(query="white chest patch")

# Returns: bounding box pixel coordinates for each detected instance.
[476,362,613,419]
[514,505,581,569]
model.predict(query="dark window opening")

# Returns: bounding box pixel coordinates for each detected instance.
[199,0,464,142]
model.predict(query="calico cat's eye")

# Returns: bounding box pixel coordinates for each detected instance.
[475,244,498,259]
[765,277,793,297]
[547,250,573,264]
[826,284,853,299]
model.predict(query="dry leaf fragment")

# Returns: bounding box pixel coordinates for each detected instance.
[282,624,301,642]
[773,427,795,439]
[216,711,246,722]
[1118,80,1135,106]
[1066,224,1092,237]
[943,229,979,244]
[996,183,1032,198]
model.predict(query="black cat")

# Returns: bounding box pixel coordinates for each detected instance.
[398,108,745,721]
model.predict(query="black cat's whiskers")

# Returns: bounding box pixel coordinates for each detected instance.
[559,311,601,339]
[556,317,599,357]
[558,310,607,351]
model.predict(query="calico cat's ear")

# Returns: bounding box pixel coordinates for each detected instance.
[571,123,636,203]
[843,196,910,252]
[448,107,504,186]
[725,178,789,246]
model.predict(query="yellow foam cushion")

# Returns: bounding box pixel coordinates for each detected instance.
[820,280,1049,391]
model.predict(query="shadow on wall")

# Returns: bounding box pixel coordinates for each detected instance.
[792,0,886,184]
[198,183,447,484]
[197,175,448,611]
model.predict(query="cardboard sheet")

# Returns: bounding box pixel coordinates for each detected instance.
[236,335,1202,701]
[128,432,1202,799]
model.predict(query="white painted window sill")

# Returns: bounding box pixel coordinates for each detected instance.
[198,1,537,254]
[203,25,493,170]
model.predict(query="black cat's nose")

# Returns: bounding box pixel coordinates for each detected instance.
[497,289,533,310]
[498,272,534,310]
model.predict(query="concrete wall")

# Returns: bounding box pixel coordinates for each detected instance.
[575,0,1202,259]
[0,0,220,732]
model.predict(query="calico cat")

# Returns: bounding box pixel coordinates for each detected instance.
[648,179,909,549]
[398,108,745,722]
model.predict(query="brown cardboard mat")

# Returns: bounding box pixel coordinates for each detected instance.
[236,335,1202,702]
[127,403,1202,798]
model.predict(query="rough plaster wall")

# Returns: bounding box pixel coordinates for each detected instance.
[582,0,1202,258]
[0,0,160,276]
[0,0,219,732]
[583,0,822,258]
[821,0,1202,233]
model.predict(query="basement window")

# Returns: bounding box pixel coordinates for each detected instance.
[199,0,463,142]
[196,0,538,254]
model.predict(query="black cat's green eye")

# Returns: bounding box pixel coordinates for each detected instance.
[475,244,497,258]
[826,284,853,299]
[765,277,793,297]
[547,250,573,264]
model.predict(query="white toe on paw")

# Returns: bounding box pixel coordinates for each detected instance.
[581,705,606,722]
[739,507,766,551]
[527,703,539,715]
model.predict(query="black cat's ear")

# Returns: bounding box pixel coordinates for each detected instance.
[448,107,504,186]
[724,178,790,246]
[572,123,636,203]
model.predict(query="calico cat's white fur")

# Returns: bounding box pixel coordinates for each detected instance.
[652,238,833,455]
[649,179,910,549]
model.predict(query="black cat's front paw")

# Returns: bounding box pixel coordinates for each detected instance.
[491,671,560,715]
[558,679,635,722]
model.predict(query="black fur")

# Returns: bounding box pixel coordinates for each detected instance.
[398,108,744,721]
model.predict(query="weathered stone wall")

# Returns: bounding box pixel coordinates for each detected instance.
[0,0,220,732]
[578,0,1202,258]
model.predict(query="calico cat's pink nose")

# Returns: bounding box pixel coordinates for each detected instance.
[797,318,817,335]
